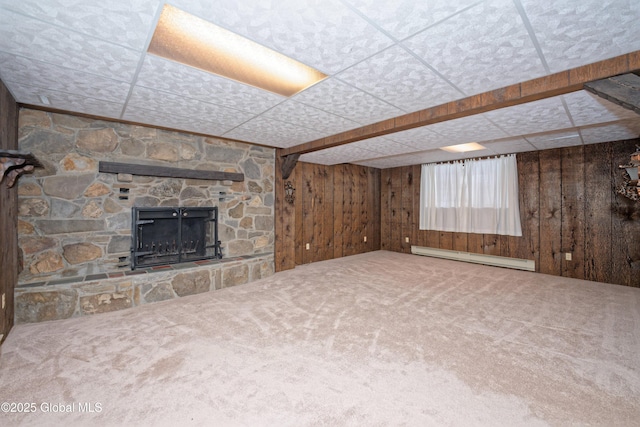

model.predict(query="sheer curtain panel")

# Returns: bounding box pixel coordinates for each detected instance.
[419,154,522,236]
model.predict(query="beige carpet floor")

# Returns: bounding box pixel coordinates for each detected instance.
[1,250,639,426]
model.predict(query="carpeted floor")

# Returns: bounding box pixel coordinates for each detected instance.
[1,250,639,426]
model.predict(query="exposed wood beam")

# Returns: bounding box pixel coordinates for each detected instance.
[280,51,640,157]
[99,161,244,181]
[280,153,300,179]
[584,73,640,115]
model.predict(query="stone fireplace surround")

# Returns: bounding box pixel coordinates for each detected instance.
[14,109,275,323]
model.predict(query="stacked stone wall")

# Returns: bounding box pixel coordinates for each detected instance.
[17,109,275,284]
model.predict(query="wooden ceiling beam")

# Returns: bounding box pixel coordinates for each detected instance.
[280,51,640,157]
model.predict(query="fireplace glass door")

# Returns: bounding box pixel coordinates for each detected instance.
[131,207,222,269]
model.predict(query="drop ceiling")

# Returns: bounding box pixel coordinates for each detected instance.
[0,0,639,168]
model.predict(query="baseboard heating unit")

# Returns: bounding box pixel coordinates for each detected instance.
[411,246,535,272]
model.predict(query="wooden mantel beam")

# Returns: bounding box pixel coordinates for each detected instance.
[280,51,640,157]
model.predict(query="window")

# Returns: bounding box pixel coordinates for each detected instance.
[419,154,522,236]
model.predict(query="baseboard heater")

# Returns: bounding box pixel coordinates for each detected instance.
[411,246,535,272]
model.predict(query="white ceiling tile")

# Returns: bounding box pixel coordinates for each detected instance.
[347,136,418,156]
[525,129,583,150]
[580,121,640,145]
[135,55,285,115]
[224,116,326,148]
[298,152,336,165]
[403,0,547,96]
[0,9,140,82]
[521,0,640,73]
[258,100,360,134]
[126,86,253,129]
[484,96,573,136]
[336,45,462,112]
[482,137,536,154]
[222,127,302,148]
[123,107,230,137]
[562,90,639,127]
[9,85,123,119]
[427,115,510,145]
[384,126,444,148]
[172,0,393,74]
[293,78,404,124]
[346,0,480,41]
[0,0,159,50]
[0,52,130,104]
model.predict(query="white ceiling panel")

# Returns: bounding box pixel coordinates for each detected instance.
[136,56,285,115]
[0,9,140,82]
[562,90,638,127]
[403,0,547,96]
[580,121,640,145]
[525,130,583,150]
[292,77,404,124]
[123,107,231,137]
[259,100,360,134]
[521,0,640,73]
[0,0,159,51]
[345,0,481,41]
[127,86,253,130]
[336,45,462,113]
[10,85,123,120]
[224,116,326,148]
[426,114,510,146]
[0,52,130,104]
[482,137,536,154]
[484,96,573,136]
[0,0,638,170]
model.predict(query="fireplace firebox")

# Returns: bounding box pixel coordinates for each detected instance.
[131,207,222,269]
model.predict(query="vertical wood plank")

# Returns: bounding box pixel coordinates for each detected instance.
[333,164,344,259]
[467,233,484,254]
[370,167,381,251]
[539,149,562,276]
[401,166,413,253]
[359,165,368,253]
[584,143,612,283]
[413,165,427,248]
[294,160,304,266]
[561,145,585,279]
[380,169,391,251]
[323,165,334,261]
[482,234,500,256]
[511,151,540,269]
[302,162,315,264]
[390,167,402,252]
[439,231,454,250]
[611,140,640,287]
[0,80,18,344]
[343,164,355,256]
[274,151,295,271]
[453,232,468,252]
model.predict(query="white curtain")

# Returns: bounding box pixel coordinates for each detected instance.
[419,154,522,236]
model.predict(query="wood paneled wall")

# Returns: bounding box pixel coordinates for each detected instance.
[380,140,640,287]
[275,159,380,271]
[0,80,19,343]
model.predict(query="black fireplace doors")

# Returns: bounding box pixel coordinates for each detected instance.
[131,207,222,269]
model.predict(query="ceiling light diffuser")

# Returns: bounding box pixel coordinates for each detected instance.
[440,142,486,153]
[148,4,327,97]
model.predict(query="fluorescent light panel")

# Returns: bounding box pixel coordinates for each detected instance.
[440,142,486,153]
[148,5,327,97]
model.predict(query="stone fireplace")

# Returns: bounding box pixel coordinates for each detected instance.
[14,109,275,322]
[131,206,222,269]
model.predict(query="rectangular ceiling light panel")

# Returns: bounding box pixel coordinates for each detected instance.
[440,142,486,153]
[148,5,327,97]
